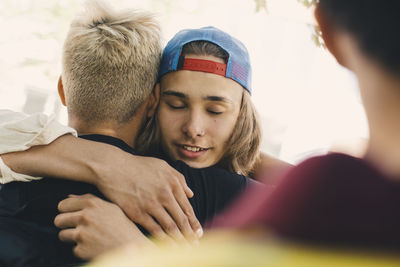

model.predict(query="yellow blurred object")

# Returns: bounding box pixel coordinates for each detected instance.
[87,230,400,267]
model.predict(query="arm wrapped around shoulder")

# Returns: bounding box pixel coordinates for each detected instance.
[0,109,77,184]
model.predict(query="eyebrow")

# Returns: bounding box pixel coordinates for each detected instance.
[162,90,233,104]
[162,91,187,98]
[204,95,233,104]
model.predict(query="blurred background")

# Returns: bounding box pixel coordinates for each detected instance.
[0,0,368,163]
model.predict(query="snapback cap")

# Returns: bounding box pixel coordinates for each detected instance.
[159,26,252,94]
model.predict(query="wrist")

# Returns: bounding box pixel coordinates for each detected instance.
[87,143,129,187]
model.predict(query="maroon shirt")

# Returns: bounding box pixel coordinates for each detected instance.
[213,153,400,249]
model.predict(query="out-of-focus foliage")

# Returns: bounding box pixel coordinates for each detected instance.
[254,0,323,48]
[254,0,267,12]
[297,0,317,8]
[296,0,325,48]
[255,0,317,11]
[310,25,325,48]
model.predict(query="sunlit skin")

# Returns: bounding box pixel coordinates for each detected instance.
[157,54,243,168]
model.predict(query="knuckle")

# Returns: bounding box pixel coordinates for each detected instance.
[144,199,158,208]
[134,214,144,222]
[168,175,179,185]
[129,207,144,220]
[74,230,81,241]
[176,172,185,181]
[178,216,189,227]
[78,212,90,225]
[75,227,85,242]
[164,222,177,233]
[87,197,98,207]
[189,215,200,226]
[151,227,163,237]
[158,189,172,202]
[182,205,194,216]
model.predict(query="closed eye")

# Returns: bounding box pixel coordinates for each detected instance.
[207,110,223,115]
[168,103,185,109]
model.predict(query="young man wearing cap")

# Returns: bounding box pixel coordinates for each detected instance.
[137,26,263,177]
[0,3,259,266]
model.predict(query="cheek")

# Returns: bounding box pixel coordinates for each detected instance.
[209,116,238,149]
[157,106,181,139]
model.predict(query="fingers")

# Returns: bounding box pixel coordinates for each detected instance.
[136,214,176,245]
[54,211,84,229]
[160,196,198,243]
[171,187,203,239]
[173,170,194,198]
[57,194,94,213]
[149,205,188,242]
[162,161,193,198]
[58,228,78,243]
[166,175,203,239]
[55,194,98,229]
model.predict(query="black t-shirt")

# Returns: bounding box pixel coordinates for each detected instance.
[0,134,251,266]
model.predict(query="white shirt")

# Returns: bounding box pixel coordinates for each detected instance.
[0,109,76,184]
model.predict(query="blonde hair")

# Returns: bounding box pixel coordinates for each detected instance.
[137,41,261,175]
[62,0,162,125]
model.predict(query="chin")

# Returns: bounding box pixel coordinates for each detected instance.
[183,160,210,169]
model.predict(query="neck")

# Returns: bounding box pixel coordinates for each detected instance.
[361,72,400,177]
[68,116,142,148]
[341,34,400,177]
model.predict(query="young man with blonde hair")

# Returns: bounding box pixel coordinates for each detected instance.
[1,1,202,244]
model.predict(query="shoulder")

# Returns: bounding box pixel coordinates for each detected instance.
[260,152,397,224]
[291,152,363,173]
[278,153,371,185]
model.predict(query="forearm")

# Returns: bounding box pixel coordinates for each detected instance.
[251,152,292,182]
[1,134,123,185]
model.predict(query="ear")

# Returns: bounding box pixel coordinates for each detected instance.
[147,83,160,118]
[57,76,67,106]
[314,5,346,67]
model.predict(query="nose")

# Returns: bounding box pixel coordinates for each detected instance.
[182,110,205,138]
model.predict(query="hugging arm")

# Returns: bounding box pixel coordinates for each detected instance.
[0,110,202,242]
[249,152,292,182]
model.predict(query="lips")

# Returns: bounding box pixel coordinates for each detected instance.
[182,145,207,152]
[176,144,209,159]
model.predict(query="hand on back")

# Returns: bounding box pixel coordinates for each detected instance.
[91,154,203,244]
[54,194,152,260]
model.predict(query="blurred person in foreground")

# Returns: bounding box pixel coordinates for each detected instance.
[88,0,400,266]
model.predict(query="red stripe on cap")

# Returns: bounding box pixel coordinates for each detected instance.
[182,58,227,77]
